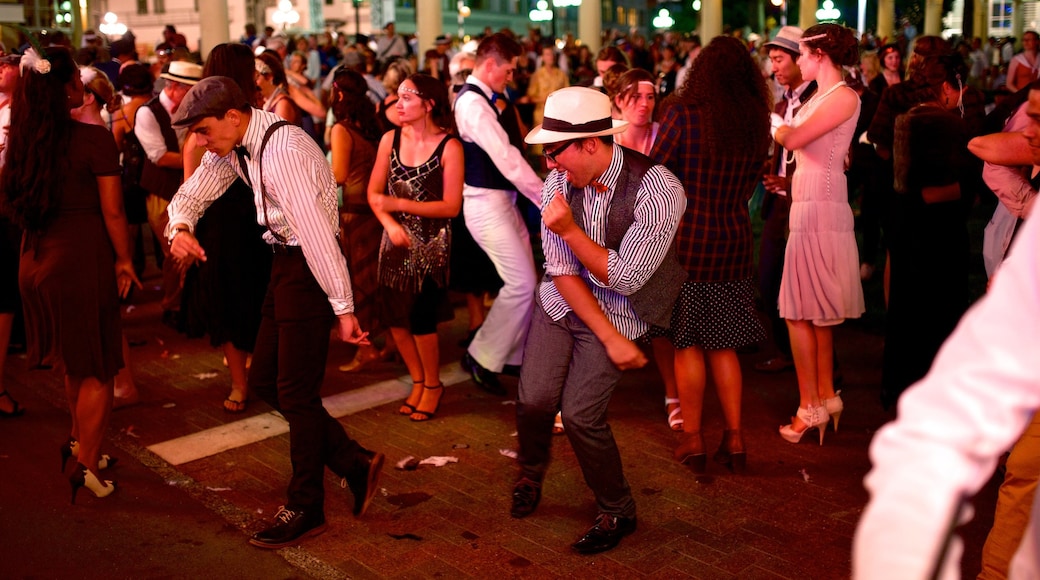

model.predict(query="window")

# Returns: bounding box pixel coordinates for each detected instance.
[154,0,165,15]
[136,0,147,15]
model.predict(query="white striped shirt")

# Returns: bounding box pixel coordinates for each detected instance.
[166,109,354,315]
[539,145,686,339]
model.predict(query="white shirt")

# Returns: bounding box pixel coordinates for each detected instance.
[538,145,686,339]
[778,80,813,182]
[165,109,354,315]
[853,211,1040,579]
[453,76,543,206]
[135,90,187,164]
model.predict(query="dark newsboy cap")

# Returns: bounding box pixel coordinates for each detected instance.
[172,76,251,127]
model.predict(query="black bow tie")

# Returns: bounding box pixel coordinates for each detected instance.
[234,145,250,159]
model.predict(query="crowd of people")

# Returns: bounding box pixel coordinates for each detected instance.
[3,16,1040,566]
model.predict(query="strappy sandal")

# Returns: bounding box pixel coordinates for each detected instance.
[0,390,25,418]
[223,397,248,414]
[410,384,443,422]
[399,381,424,415]
[665,397,683,431]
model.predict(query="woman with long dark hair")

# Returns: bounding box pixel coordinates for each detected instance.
[181,42,273,414]
[368,73,463,421]
[650,36,770,471]
[773,24,865,445]
[1,45,140,500]
[329,68,387,372]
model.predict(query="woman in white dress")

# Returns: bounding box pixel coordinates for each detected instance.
[772,23,865,445]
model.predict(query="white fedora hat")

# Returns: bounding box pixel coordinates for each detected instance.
[160,60,203,86]
[525,87,628,145]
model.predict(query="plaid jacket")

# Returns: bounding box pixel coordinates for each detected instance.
[651,100,768,282]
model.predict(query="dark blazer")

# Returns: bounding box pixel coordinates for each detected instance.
[761,81,818,218]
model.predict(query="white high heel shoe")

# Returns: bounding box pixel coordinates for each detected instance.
[779,405,829,445]
[822,391,843,432]
[664,397,683,431]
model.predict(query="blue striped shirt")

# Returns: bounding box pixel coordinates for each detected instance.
[539,145,686,339]
[166,109,354,315]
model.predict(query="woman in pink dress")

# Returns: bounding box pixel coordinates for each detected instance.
[772,24,865,445]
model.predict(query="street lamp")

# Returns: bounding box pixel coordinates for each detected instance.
[99,12,128,38]
[272,0,300,31]
[770,0,787,27]
[55,0,72,26]
[652,9,675,29]
[816,0,841,21]
[458,1,471,40]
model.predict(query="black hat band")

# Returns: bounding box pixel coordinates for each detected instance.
[541,116,612,133]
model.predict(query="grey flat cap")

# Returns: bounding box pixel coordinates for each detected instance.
[172,76,250,127]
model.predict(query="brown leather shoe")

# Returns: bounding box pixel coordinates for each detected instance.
[754,356,794,373]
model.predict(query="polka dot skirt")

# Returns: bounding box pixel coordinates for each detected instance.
[647,279,765,351]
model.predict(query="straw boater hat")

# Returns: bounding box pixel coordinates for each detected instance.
[159,60,202,86]
[524,87,628,145]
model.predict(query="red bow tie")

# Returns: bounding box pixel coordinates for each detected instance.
[590,180,608,193]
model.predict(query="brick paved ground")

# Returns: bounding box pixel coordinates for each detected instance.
[2,272,1001,579]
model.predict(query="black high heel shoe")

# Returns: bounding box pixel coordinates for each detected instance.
[674,431,707,474]
[0,390,24,418]
[410,384,443,422]
[69,464,116,504]
[713,429,747,474]
[60,438,118,472]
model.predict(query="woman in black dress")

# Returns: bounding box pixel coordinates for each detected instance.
[368,74,463,421]
[882,55,975,408]
[181,43,273,413]
[1,46,140,500]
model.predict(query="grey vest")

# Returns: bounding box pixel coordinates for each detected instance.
[561,146,686,329]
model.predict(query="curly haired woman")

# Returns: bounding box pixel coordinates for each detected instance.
[650,36,770,472]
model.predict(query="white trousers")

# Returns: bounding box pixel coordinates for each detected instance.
[463,188,536,372]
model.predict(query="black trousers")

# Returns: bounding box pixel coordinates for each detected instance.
[758,194,792,359]
[249,248,366,512]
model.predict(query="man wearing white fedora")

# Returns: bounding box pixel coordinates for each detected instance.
[136,60,203,328]
[511,86,686,554]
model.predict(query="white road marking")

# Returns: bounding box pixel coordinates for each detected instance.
[148,363,472,466]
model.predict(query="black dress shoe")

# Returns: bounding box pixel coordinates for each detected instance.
[249,506,327,549]
[462,352,506,396]
[510,477,541,519]
[571,513,637,554]
[345,449,384,517]
[501,364,522,377]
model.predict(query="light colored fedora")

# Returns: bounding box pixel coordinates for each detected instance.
[764,26,804,55]
[159,60,203,86]
[525,87,628,145]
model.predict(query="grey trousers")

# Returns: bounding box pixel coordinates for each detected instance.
[515,306,636,518]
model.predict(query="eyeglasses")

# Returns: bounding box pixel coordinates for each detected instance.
[543,140,576,163]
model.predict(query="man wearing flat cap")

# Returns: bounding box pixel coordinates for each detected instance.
[164,76,384,549]
[511,86,686,554]
[755,25,816,374]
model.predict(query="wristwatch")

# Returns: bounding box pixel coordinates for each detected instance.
[168,225,191,245]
